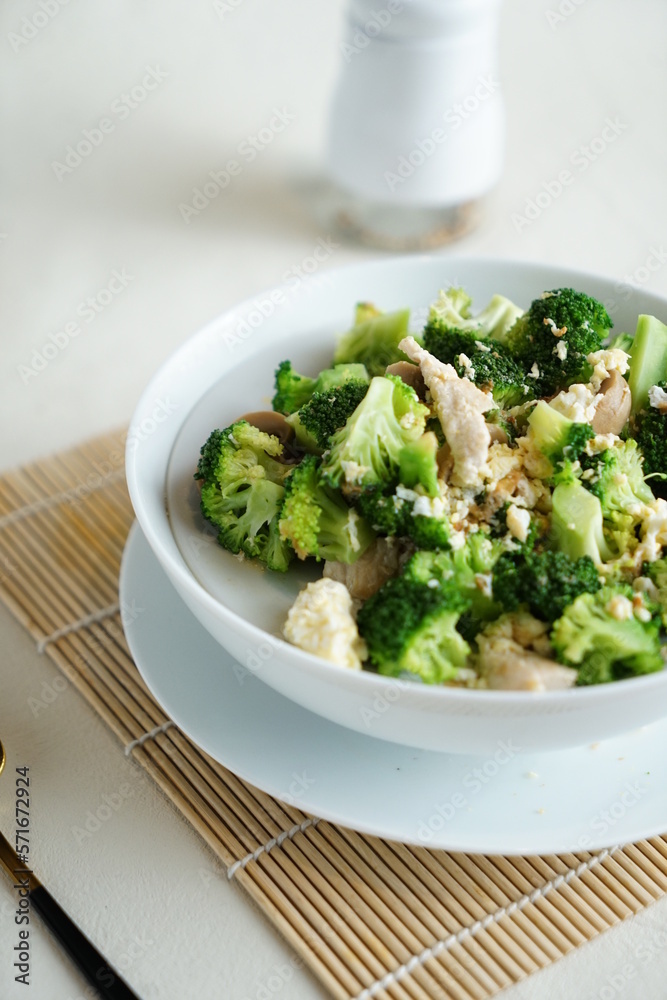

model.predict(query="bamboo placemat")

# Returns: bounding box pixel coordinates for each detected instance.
[1,430,667,1000]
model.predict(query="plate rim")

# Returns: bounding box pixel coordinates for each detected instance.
[120,521,667,856]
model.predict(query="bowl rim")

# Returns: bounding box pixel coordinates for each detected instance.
[125,252,667,707]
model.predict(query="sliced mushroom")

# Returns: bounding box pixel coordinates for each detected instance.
[385,361,426,399]
[240,411,296,453]
[324,537,400,602]
[591,370,631,435]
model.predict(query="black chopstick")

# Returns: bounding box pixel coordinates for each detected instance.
[0,831,140,999]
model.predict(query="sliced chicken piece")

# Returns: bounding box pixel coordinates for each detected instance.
[399,336,495,487]
[324,537,400,602]
[484,653,577,691]
[475,611,577,691]
[482,653,577,692]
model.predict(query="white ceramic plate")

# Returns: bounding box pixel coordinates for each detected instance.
[120,523,667,855]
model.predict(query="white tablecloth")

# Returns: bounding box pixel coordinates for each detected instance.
[2,0,667,996]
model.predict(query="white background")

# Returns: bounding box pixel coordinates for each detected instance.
[1,0,667,997]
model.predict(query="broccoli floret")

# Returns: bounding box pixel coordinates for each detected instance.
[645,558,667,626]
[322,375,429,493]
[455,346,533,409]
[298,380,369,449]
[577,439,655,557]
[407,530,503,578]
[427,287,524,347]
[280,367,371,453]
[317,363,370,392]
[634,386,667,477]
[272,361,370,415]
[334,306,411,376]
[627,315,667,414]
[398,432,439,497]
[424,304,534,408]
[526,400,594,476]
[475,294,527,346]
[581,438,654,514]
[405,534,504,625]
[635,409,667,478]
[195,427,226,483]
[551,479,615,564]
[407,506,452,550]
[272,361,317,415]
[422,321,481,367]
[492,550,601,623]
[356,484,412,537]
[278,455,375,563]
[506,288,612,394]
[428,286,474,326]
[357,574,470,683]
[196,421,293,571]
[424,288,523,365]
[354,302,382,324]
[285,411,322,455]
[551,586,663,685]
[356,482,451,550]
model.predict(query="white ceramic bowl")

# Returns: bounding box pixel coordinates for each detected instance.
[126,255,667,755]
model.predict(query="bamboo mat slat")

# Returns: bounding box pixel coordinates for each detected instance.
[1,430,666,1000]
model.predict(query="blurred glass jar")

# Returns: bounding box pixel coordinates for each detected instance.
[326,0,505,250]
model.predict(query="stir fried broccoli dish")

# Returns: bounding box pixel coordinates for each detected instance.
[194,286,667,692]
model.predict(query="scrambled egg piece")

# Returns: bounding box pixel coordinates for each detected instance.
[486,441,521,484]
[399,336,495,487]
[584,433,619,455]
[549,382,599,423]
[284,578,367,669]
[633,498,667,565]
[606,593,634,621]
[548,349,630,423]
[649,384,667,412]
[506,504,531,543]
[486,439,551,511]
[587,348,631,391]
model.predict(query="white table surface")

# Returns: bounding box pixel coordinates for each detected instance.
[2,0,667,997]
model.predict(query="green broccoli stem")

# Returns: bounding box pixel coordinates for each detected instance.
[322,375,427,492]
[398,432,439,497]
[551,587,663,684]
[551,480,614,563]
[334,308,411,376]
[628,314,667,414]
